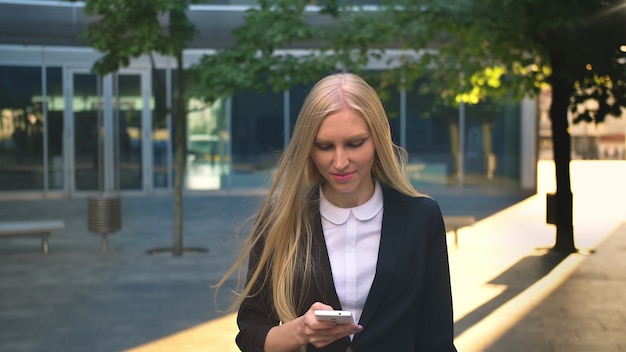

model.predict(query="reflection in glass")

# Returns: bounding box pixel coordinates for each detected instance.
[465,99,521,187]
[73,73,102,191]
[230,87,283,188]
[115,74,142,190]
[185,98,228,190]
[290,81,315,137]
[0,66,44,190]
[47,67,64,190]
[152,69,169,188]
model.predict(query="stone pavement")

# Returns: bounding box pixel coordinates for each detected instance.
[480,221,626,352]
[0,161,625,352]
[450,199,626,352]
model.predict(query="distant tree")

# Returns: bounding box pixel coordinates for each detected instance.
[76,0,198,256]
[194,0,626,253]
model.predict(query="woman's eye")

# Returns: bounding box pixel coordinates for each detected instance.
[315,144,332,151]
[348,140,365,148]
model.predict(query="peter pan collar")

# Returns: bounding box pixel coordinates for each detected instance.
[319,180,383,225]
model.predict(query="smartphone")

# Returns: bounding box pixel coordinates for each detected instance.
[314,310,354,324]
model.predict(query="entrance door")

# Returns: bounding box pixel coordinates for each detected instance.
[114,71,151,192]
[65,68,151,194]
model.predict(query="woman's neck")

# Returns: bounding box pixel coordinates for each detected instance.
[322,178,376,208]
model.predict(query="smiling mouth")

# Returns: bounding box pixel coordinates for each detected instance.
[331,172,355,182]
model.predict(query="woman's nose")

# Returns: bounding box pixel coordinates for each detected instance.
[334,149,349,170]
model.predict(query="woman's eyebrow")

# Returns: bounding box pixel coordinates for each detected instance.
[314,133,369,142]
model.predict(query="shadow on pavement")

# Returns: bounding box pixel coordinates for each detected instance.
[454,249,569,337]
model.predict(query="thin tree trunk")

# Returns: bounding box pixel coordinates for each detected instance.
[482,122,495,180]
[548,60,577,253]
[448,121,460,182]
[172,50,186,256]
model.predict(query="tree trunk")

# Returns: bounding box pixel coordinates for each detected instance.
[482,122,495,180]
[548,61,577,253]
[172,51,187,256]
[449,121,460,183]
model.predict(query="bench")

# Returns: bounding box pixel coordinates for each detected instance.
[0,220,65,255]
[444,215,476,248]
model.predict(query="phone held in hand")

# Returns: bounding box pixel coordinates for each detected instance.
[314,310,354,324]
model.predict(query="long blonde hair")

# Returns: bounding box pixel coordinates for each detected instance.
[216,72,424,326]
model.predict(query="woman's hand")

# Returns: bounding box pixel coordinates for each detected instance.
[300,302,363,349]
[264,302,363,351]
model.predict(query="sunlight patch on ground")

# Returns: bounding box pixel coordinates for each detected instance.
[454,253,586,352]
[125,313,238,352]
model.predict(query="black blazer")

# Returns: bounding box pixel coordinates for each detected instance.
[236,185,457,352]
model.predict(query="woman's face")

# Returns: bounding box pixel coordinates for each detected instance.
[310,107,376,208]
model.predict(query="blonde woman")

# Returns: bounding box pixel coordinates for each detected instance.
[217,73,456,351]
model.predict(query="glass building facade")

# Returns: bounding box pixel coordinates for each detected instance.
[0,52,536,197]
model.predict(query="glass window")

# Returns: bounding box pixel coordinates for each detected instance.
[152,69,169,189]
[290,81,315,137]
[405,78,452,187]
[72,72,102,192]
[465,97,521,187]
[231,85,283,188]
[0,66,44,191]
[179,69,230,191]
[46,67,64,190]
[185,96,228,190]
[116,73,143,190]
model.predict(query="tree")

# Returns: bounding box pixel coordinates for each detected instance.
[76,0,198,256]
[383,0,626,253]
[193,0,626,254]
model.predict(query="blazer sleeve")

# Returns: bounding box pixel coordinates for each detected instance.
[235,234,280,352]
[414,199,457,351]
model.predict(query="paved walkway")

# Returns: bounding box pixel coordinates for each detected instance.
[0,161,625,351]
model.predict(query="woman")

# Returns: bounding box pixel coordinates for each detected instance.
[217,73,456,351]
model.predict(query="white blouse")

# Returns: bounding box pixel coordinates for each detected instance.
[319,180,383,326]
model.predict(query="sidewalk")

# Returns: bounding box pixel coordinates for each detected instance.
[479,221,626,352]
[450,198,626,352]
[0,161,624,351]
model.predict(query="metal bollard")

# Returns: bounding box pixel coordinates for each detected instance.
[88,194,122,252]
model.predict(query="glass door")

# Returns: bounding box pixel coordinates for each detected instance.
[114,72,149,191]
[65,68,151,195]
[66,70,103,192]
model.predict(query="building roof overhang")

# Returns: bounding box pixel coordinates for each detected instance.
[0,2,264,49]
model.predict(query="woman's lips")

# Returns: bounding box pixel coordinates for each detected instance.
[331,171,355,182]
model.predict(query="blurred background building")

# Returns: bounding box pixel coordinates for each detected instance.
[0,1,623,199]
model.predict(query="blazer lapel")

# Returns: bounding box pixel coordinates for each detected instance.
[309,205,343,310]
[353,187,407,338]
